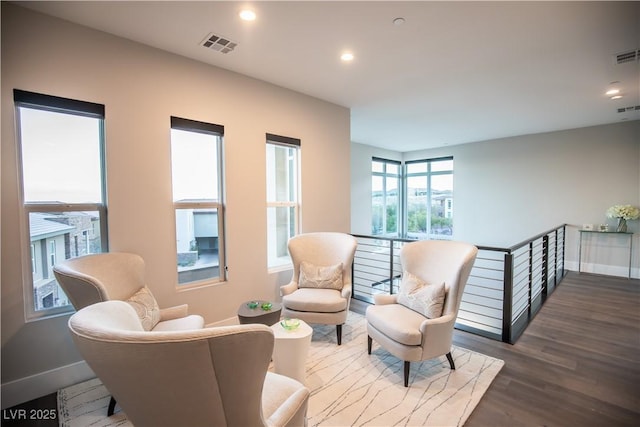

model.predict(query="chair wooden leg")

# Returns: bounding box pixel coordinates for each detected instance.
[404,361,410,387]
[107,396,117,416]
[367,335,372,354]
[336,324,342,345]
[446,351,456,370]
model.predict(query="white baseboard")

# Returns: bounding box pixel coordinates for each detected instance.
[565,262,637,279]
[1,360,95,409]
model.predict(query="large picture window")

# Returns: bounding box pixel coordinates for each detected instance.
[371,156,453,240]
[266,133,300,269]
[170,116,225,286]
[14,89,108,319]
[371,158,401,236]
[405,157,454,239]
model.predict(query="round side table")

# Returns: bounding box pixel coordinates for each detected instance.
[237,300,282,326]
[270,319,313,384]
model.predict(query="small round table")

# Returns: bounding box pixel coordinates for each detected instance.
[237,300,282,326]
[270,319,313,384]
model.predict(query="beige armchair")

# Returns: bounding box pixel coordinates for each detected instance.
[68,300,309,427]
[280,232,357,345]
[53,252,204,331]
[54,252,205,415]
[366,240,478,386]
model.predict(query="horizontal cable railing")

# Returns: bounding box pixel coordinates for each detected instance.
[352,224,566,344]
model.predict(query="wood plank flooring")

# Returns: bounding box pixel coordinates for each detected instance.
[457,271,640,427]
[351,271,640,426]
[4,271,639,426]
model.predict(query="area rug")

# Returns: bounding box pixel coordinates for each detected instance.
[58,313,503,427]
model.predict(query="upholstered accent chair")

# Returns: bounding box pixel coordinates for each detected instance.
[280,232,358,345]
[366,240,478,387]
[54,252,205,415]
[53,252,204,331]
[69,300,310,427]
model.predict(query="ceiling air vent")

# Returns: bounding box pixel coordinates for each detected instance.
[200,32,237,54]
[615,49,638,64]
[617,105,640,113]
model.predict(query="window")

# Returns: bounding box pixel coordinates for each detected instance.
[49,241,57,268]
[14,89,107,319]
[30,244,37,274]
[266,133,300,269]
[170,117,225,286]
[405,157,453,239]
[371,158,401,236]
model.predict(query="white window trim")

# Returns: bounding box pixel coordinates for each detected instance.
[372,157,402,237]
[266,135,301,271]
[404,157,454,240]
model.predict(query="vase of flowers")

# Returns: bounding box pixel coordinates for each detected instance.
[617,218,627,233]
[606,204,640,232]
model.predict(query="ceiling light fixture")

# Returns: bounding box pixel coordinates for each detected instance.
[239,9,256,21]
[393,17,405,26]
[611,95,623,100]
[606,88,620,96]
[341,52,354,62]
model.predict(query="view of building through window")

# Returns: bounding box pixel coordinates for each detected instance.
[406,158,454,239]
[266,134,300,268]
[170,118,225,285]
[371,158,400,236]
[28,211,103,310]
[372,157,453,239]
[15,91,107,317]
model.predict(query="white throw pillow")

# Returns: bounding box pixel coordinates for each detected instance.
[298,261,343,290]
[397,270,445,319]
[126,286,161,331]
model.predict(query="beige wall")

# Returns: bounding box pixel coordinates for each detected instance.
[351,121,640,275]
[1,3,350,406]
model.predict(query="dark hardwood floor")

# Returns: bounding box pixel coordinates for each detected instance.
[4,271,639,426]
[458,271,640,427]
[353,271,640,426]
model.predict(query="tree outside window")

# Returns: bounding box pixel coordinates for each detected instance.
[372,156,453,240]
[406,158,453,239]
[371,158,401,237]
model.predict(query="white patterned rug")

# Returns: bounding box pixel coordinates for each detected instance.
[58,313,503,427]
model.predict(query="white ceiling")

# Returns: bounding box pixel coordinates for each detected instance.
[16,1,640,152]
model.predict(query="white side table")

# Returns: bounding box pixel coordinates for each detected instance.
[270,319,313,384]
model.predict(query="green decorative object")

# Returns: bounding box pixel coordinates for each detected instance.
[261,302,273,311]
[247,301,259,309]
[280,318,301,330]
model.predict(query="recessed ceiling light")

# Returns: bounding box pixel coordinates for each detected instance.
[393,17,405,26]
[606,88,620,96]
[341,52,354,62]
[610,95,623,100]
[239,9,256,21]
